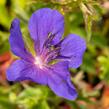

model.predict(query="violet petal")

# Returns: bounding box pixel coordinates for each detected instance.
[28,8,64,53]
[60,34,86,68]
[48,61,77,100]
[7,60,48,85]
[9,18,34,62]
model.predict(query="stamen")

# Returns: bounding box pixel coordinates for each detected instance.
[44,47,60,63]
[40,33,61,64]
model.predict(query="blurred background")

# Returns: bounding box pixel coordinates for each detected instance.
[0,0,109,109]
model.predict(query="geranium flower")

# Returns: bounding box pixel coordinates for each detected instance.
[6,8,86,100]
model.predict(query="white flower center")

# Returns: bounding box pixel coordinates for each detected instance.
[34,57,43,69]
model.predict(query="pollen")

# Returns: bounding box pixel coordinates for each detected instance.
[34,57,43,69]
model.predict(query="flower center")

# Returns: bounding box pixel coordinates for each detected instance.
[34,57,43,69]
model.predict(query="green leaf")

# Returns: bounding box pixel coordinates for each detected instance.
[98,56,109,83]
[34,100,50,109]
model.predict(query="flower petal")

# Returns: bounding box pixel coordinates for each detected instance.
[28,8,64,52]
[6,60,48,85]
[48,62,77,100]
[9,18,34,62]
[60,34,86,68]
[50,61,70,79]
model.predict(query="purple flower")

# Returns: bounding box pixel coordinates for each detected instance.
[7,8,86,100]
